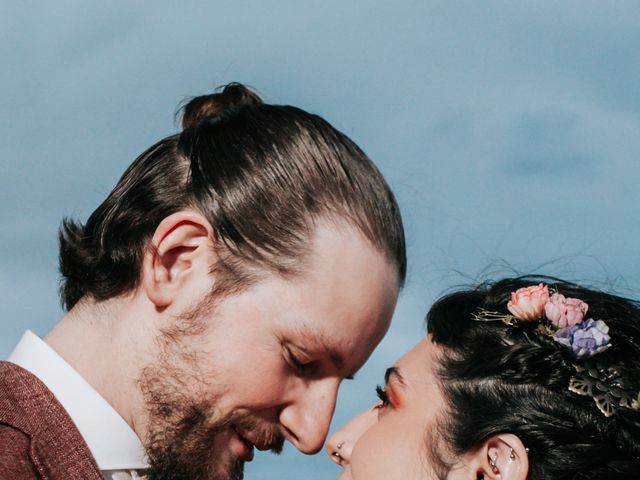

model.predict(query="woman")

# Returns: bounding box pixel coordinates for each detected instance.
[327,277,640,479]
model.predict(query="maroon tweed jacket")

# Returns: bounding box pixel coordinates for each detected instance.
[0,361,102,480]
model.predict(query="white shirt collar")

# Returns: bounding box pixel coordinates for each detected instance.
[8,330,148,471]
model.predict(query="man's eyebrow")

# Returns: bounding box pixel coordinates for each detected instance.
[295,326,353,378]
[384,366,405,386]
[321,346,356,379]
[320,337,352,378]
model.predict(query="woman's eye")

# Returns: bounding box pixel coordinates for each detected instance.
[375,384,391,408]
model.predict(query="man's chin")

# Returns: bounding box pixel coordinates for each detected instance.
[145,452,245,480]
[145,424,247,480]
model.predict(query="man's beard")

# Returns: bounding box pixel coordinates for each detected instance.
[142,393,243,480]
[138,305,284,480]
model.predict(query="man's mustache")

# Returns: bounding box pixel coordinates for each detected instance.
[231,415,285,454]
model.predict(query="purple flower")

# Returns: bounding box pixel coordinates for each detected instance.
[553,318,612,359]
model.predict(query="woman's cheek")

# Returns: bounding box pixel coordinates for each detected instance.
[350,418,426,480]
[348,423,389,479]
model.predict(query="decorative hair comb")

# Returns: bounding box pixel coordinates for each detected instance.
[473,283,639,417]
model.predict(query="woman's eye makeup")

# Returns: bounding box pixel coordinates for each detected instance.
[374,367,403,411]
[375,384,391,408]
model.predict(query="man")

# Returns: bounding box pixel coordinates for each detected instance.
[0,83,406,480]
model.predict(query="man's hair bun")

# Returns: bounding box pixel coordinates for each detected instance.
[180,82,263,130]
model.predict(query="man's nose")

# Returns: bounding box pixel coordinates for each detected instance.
[279,378,340,454]
[326,406,378,466]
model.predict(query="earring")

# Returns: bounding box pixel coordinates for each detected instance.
[489,452,499,473]
[509,447,516,460]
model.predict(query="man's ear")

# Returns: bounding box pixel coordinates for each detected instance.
[459,433,529,480]
[142,211,215,308]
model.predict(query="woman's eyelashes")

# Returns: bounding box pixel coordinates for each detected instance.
[375,384,391,409]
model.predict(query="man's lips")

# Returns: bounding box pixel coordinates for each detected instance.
[230,427,255,462]
[233,427,272,452]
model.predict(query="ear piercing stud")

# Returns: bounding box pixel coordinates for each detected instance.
[489,452,499,473]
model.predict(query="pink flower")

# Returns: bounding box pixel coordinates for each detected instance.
[507,284,549,321]
[544,293,588,328]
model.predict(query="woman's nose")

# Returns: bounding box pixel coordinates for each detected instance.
[326,406,379,466]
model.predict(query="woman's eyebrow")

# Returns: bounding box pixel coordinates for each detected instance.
[384,366,406,386]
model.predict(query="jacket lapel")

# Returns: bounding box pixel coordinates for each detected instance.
[0,361,102,480]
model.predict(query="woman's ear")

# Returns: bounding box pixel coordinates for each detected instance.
[141,211,215,308]
[460,433,529,480]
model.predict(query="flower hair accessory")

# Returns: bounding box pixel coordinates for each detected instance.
[507,284,549,321]
[473,283,638,417]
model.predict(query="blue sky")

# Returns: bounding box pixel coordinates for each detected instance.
[2,2,640,478]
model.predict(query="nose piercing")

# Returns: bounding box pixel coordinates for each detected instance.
[332,440,346,463]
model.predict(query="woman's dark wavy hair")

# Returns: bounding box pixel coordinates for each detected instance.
[427,276,640,480]
[59,83,406,310]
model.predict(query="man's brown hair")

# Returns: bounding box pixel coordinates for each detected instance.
[59,83,406,309]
